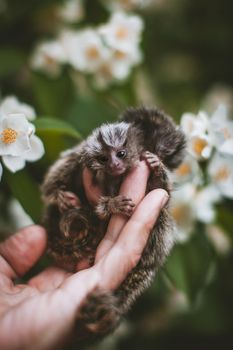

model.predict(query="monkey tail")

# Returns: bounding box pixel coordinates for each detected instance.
[75,289,121,341]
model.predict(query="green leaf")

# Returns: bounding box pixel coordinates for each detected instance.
[67,94,117,136]
[216,204,233,245]
[164,229,215,302]
[5,169,43,223]
[32,72,74,117]
[0,49,26,77]
[34,117,82,140]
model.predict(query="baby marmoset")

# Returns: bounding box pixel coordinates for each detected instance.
[42,106,186,338]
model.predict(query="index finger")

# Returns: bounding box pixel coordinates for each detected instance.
[95,161,150,262]
[95,189,169,291]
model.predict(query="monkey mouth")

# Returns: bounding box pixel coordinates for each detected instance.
[109,167,126,176]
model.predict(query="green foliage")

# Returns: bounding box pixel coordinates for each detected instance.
[32,72,75,118]
[35,117,82,162]
[165,229,215,303]
[0,48,26,77]
[34,117,81,140]
[5,169,43,222]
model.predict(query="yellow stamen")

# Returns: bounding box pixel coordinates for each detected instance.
[114,50,127,60]
[44,54,56,67]
[192,138,208,155]
[176,163,192,177]
[115,27,128,40]
[85,46,100,60]
[214,166,230,182]
[1,128,18,144]
[171,205,188,225]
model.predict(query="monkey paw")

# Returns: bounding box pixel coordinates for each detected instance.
[111,195,136,217]
[142,151,162,172]
[96,195,135,219]
[57,190,81,213]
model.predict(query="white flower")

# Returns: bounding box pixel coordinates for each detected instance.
[171,183,196,242]
[2,134,44,173]
[206,225,231,255]
[56,0,84,23]
[0,114,44,174]
[31,40,66,77]
[208,152,233,199]
[0,114,31,156]
[210,104,233,156]
[99,12,144,53]
[172,153,202,185]
[181,111,209,136]
[171,182,221,242]
[110,46,142,77]
[61,29,111,73]
[189,133,213,160]
[0,96,36,121]
[181,111,213,160]
[94,46,142,88]
[193,185,221,223]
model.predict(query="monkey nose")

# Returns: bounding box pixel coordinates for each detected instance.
[110,162,120,170]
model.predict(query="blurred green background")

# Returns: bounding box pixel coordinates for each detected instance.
[0,0,233,349]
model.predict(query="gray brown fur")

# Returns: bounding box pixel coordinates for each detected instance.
[41,106,186,341]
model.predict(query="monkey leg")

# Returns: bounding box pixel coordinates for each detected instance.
[141,151,163,172]
[59,207,89,239]
[142,151,172,193]
[95,195,135,219]
[75,289,121,341]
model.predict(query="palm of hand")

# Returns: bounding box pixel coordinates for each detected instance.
[0,163,167,350]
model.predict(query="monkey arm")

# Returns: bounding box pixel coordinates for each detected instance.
[41,150,82,207]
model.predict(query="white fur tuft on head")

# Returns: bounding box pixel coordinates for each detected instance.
[85,122,129,155]
[99,122,129,148]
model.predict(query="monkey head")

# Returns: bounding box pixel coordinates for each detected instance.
[82,122,143,177]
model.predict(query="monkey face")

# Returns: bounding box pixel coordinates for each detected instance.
[84,121,142,176]
[97,148,128,176]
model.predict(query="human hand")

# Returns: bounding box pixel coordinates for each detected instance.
[0,162,168,350]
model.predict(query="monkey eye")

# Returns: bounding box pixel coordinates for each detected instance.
[117,150,126,158]
[97,155,108,163]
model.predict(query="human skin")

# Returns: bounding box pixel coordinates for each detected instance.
[0,162,168,350]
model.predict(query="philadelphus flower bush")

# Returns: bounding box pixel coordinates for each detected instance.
[171,104,233,243]
[31,11,144,88]
[0,96,45,181]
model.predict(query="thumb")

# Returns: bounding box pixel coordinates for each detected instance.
[0,225,47,278]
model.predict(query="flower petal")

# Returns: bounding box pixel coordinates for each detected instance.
[2,155,26,172]
[0,115,31,156]
[219,139,233,155]
[3,114,30,133]
[0,96,36,121]
[24,135,45,161]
